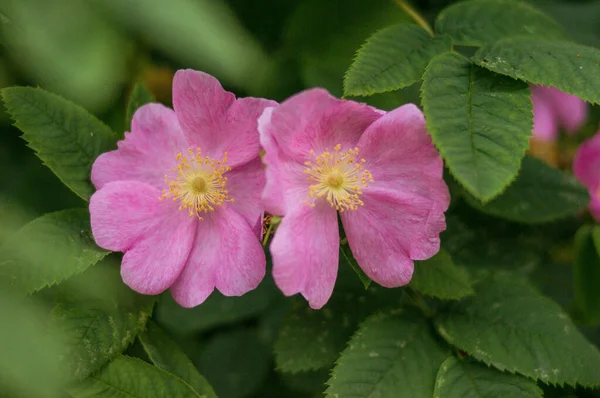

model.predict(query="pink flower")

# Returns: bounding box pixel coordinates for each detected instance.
[531,85,587,141]
[89,70,275,307]
[574,130,600,221]
[259,89,450,309]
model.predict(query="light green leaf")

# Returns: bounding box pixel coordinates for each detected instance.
[68,355,202,398]
[138,321,216,398]
[410,249,473,300]
[463,157,589,223]
[574,226,600,325]
[435,274,600,387]
[435,0,566,46]
[434,357,542,398]
[50,256,155,380]
[126,82,155,131]
[344,24,451,96]
[1,87,117,200]
[473,39,600,105]
[0,209,108,294]
[325,312,449,398]
[421,52,532,201]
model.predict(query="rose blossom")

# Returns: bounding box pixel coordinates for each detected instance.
[574,130,600,221]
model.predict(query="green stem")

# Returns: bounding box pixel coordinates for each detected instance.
[395,0,434,37]
[262,222,274,246]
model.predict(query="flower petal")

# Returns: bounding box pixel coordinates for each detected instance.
[545,86,588,134]
[341,186,446,288]
[91,104,188,190]
[170,206,266,308]
[574,132,600,190]
[265,88,382,163]
[172,69,276,168]
[90,181,196,294]
[270,203,339,309]
[531,86,559,141]
[356,104,449,206]
[225,156,266,237]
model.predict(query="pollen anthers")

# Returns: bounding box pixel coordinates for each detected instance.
[161,147,234,219]
[303,144,373,212]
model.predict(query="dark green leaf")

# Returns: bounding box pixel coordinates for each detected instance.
[473,39,600,105]
[421,52,532,201]
[125,82,155,131]
[434,357,543,398]
[326,312,449,397]
[68,355,202,398]
[463,157,589,223]
[1,87,117,200]
[410,249,473,300]
[574,226,600,324]
[340,244,371,290]
[435,0,566,46]
[0,209,108,294]
[138,321,216,398]
[344,24,451,96]
[50,256,155,380]
[435,274,600,387]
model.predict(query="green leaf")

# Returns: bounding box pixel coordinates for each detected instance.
[463,157,590,223]
[434,357,543,398]
[1,87,117,200]
[435,0,566,47]
[340,243,371,290]
[325,312,449,397]
[574,226,600,325]
[138,321,216,398]
[126,82,155,131]
[421,52,532,201]
[68,355,202,398]
[50,256,155,380]
[410,249,473,300]
[473,39,600,105]
[0,209,108,294]
[434,274,600,387]
[343,24,451,96]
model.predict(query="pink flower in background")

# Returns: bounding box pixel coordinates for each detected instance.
[89,70,275,307]
[574,131,600,221]
[531,85,587,141]
[259,89,450,309]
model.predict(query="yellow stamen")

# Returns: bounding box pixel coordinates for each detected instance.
[303,144,373,212]
[160,147,233,219]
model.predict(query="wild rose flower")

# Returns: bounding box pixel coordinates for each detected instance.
[574,130,600,221]
[531,85,587,141]
[259,89,450,309]
[89,70,275,307]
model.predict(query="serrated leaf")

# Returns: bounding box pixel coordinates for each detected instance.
[463,157,589,223]
[421,52,532,201]
[138,321,216,398]
[1,86,117,200]
[434,357,543,398]
[344,24,451,96]
[435,0,566,46]
[410,249,473,300]
[434,274,600,387]
[0,209,108,294]
[67,355,202,398]
[574,226,600,325]
[125,82,155,131]
[50,256,155,380]
[473,39,600,105]
[325,312,449,398]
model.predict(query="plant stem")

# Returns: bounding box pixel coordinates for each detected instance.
[395,0,434,37]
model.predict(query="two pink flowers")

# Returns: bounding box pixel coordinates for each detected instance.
[88,69,449,309]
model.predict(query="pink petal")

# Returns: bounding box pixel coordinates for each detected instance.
[91,104,189,190]
[264,88,382,163]
[170,206,266,308]
[270,203,339,309]
[341,186,446,288]
[225,156,266,237]
[172,69,276,168]
[356,104,450,205]
[545,87,588,135]
[574,132,600,190]
[89,181,196,294]
[531,86,559,141]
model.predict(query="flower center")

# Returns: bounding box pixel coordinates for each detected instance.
[161,148,234,219]
[304,144,373,212]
